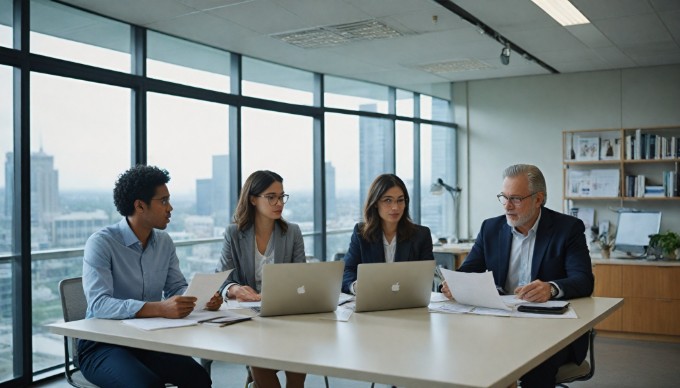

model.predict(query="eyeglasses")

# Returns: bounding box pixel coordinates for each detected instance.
[150,197,171,206]
[496,192,536,206]
[257,194,289,206]
[379,198,407,207]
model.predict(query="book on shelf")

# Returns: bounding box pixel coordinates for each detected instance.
[625,174,647,197]
[663,170,678,197]
[644,185,665,197]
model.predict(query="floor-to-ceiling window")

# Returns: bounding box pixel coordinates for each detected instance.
[0,64,14,384]
[147,31,231,92]
[420,96,456,241]
[241,108,315,255]
[29,73,130,374]
[30,0,131,73]
[147,93,230,277]
[1,1,455,384]
[0,0,12,48]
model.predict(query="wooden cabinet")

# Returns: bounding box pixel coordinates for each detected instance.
[593,262,680,336]
[563,126,680,203]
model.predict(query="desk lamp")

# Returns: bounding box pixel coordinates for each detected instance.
[430,178,462,243]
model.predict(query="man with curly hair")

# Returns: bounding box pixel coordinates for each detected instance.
[78,165,220,388]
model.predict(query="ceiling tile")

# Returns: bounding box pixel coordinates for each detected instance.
[207,0,304,34]
[595,13,673,47]
[571,0,654,21]
[566,23,613,48]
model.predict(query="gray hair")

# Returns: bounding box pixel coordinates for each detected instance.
[502,164,547,205]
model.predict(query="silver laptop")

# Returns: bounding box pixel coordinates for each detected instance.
[354,260,435,313]
[258,260,344,317]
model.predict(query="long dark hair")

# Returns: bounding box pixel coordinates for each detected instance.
[233,170,288,233]
[360,174,415,243]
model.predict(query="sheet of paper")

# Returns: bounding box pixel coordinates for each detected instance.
[338,293,354,305]
[441,268,511,311]
[430,292,450,303]
[429,300,577,319]
[187,309,232,323]
[238,301,261,308]
[183,270,233,310]
[122,318,197,331]
[318,307,353,322]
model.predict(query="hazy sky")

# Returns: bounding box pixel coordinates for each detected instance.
[0,27,437,198]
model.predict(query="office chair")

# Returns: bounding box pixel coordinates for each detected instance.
[58,277,99,388]
[245,367,330,388]
[556,329,596,387]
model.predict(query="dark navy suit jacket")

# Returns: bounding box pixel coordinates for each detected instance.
[341,223,434,293]
[459,206,594,363]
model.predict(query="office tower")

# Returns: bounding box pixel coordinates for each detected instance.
[4,152,12,219]
[359,103,390,207]
[29,148,60,228]
[196,179,212,216]
[211,155,230,227]
[195,154,230,227]
[325,161,337,220]
[52,210,108,248]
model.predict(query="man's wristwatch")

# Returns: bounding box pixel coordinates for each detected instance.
[549,283,558,299]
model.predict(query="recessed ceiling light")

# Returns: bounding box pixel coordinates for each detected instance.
[531,0,590,26]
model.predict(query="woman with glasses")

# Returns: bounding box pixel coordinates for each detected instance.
[341,173,434,294]
[216,170,306,388]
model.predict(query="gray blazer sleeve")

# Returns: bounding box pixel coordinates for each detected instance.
[288,223,307,263]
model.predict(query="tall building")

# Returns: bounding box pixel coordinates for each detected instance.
[29,148,60,228]
[52,210,109,248]
[325,162,337,219]
[359,103,390,207]
[195,154,230,227]
[4,152,12,219]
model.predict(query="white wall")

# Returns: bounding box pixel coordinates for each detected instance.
[454,64,680,240]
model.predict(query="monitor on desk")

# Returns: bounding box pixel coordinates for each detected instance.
[613,211,661,256]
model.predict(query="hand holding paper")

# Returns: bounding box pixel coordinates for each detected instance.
[439,268,511,311]
[183,270,233,310]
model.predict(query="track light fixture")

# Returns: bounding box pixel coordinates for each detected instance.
[500,43,511,65]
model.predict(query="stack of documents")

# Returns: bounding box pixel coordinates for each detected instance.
[122,310,252,330]
[429,269,576,319]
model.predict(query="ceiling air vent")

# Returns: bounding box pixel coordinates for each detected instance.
[272,19,403,49]
[418,59,493,73]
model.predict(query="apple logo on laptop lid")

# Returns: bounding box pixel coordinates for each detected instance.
[391,282,400,292]
[297,285,306,294]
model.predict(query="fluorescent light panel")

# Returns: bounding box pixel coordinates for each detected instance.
[531,0,589,26]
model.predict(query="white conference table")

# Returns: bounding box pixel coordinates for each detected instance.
[48,297,622,388]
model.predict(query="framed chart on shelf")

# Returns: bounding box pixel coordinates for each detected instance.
[576,136,599,161]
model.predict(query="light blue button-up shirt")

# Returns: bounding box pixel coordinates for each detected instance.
[82,218,188,319]
[505,211,541,293]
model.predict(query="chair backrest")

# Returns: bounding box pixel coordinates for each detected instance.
[60,277,87,322]
[59,277,87,367]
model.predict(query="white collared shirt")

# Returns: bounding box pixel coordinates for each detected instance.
[383,233,397,263]
[505,210,541,293]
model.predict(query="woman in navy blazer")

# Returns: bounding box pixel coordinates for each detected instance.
[216,170,306,388]
[342,174,434,294]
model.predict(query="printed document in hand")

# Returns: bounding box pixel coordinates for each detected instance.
[183,269,233,310]
[440,268,511,311]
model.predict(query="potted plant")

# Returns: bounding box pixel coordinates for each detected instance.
[648,231,680,260]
